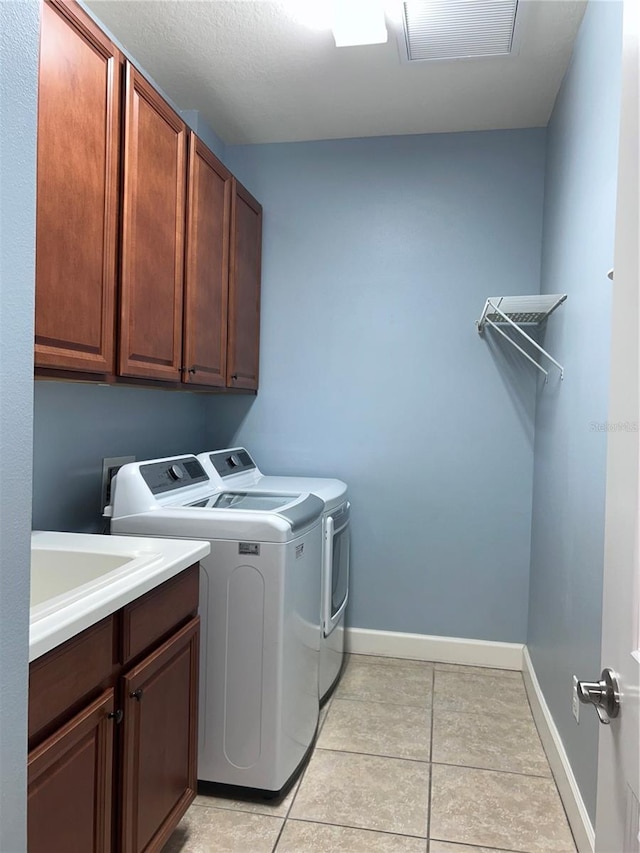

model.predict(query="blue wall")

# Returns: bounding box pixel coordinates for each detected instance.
[207,129,547,643]
[0,2,39,849]
[528,0,623,823]
[182,110,227,161]
[33,382,209,532]
[193,111,227,163]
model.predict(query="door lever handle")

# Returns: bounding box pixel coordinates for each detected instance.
[576,668,620,724]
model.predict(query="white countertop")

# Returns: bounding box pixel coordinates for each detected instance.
[30,531,210,662]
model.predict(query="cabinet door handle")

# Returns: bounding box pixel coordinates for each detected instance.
[107,709,123,724]
[188,366,196,375]
[129,688,144,701]
[231,374,238,381]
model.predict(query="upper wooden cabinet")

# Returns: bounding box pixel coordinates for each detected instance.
[183,133,233,388]
[119,63,187,382]
[35,0,121,373]
[34,9,262,392]
[227,181,262,390]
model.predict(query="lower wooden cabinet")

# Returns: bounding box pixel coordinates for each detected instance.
[28,566,200,853]
[121,619,199,853]
[28,690,115,853]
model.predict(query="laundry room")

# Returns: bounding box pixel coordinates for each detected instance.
[2,1,636,852]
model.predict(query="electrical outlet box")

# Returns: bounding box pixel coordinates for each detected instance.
[572,675,580,723]
[101,456,135,515]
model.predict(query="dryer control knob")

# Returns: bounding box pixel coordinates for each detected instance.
[168,464,184,481]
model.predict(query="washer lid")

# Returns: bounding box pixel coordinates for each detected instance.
[208,491,300,511]
[109,455,324,539]
[196,449,348,512]
[184,491,325,535]
[249,475,348,512]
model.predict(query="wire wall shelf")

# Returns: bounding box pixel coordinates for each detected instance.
[476,294,567,381]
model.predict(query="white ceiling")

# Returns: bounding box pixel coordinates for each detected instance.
[86,0,587,145]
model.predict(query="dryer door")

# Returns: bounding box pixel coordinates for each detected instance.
[323,503,350,637]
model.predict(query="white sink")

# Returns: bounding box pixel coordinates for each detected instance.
[29,532,210,662]
[31,549,137,608]
[30,544,162,617]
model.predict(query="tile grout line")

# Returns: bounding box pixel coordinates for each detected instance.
[431,705,535,721]
[350,657,523,679]
[429,837,539,853]
[272,701,327,851]
[307,746,552,780]
[281,815,429,842]
[335,692,432,708]
[270,816,287,853]
[351,654,522,670]
[336,696,533,717]
[430,759,557,781]
[426,664,435,853]
[545,759,581,853]
[313,745,431,766]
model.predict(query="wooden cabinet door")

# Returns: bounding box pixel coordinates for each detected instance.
[120,617,199,853]
[119,62,187,381]
[35,0,120,373]
[28,689,115,853]
[226,180,262,390]
[183,133,233,387]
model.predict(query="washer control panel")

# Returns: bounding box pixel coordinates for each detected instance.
[208,448,256,479]
[140,457,208,494]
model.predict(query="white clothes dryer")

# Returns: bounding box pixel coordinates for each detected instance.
[107,454,324,796]
[197,448,349,703]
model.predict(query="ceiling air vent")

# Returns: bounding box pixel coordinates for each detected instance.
[402,0,520,62]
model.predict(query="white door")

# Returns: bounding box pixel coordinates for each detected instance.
[595,1,640,850]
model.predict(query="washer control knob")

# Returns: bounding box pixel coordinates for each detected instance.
[168,464,184,481]
[228,454,241,468]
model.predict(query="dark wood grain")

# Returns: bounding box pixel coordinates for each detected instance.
[28,567,201,851]
[119,62,187,381]
[28,689,114,853]
[183,132,233,387]
[120,618,200,853]
[35,0,120,373]
[226,179,262,390]
[29,615,116,746]
[121,563,199,665]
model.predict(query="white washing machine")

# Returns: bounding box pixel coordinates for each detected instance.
[197,448,349,703]
[107,454,324,796]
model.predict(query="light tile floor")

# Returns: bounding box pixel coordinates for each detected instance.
[162,655,578,853]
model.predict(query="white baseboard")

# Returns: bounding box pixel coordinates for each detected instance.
[523,647,595,853]
[346,627,524,670]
